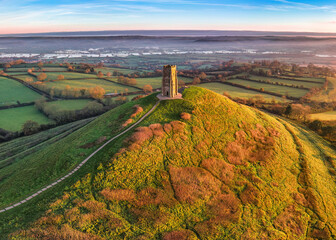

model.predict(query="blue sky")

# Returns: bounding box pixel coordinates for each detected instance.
[0,0,335,34]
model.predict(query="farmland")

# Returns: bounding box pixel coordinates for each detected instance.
[45,78,138,93]
[309,111,336,121]
[246,74,323,88]
[5,67,67,72]
[0,106,54,132]
[37,72,98,80]
[199,82,289,102]
[227,78,309,98]
[0,77,42,106]
[45,99,92,111]
[96,67,137,75]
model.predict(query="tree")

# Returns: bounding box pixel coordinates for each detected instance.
[97,71,104,78]
[199,72,207,80]
[284,105,292,116]
[143,84,153,94]
[89,86,106,99]
[22,120,39,135]
[37,73,47,81]
[57,74,65,80]
[192,77,201,85]
[106,72,112,77]
[309,120,322,132]
[37,62,44,68]
[179,80,186,87]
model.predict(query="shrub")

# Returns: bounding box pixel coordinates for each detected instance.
[129,126,153,144]
[168,166,221,203]
[163,229,197,240]
[100,188,136,201]
[131,105,143,118]
[180,112,191,121]
[122,119,133,127]
[201,158,235,184]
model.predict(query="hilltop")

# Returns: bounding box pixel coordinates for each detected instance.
[5,87,336,239]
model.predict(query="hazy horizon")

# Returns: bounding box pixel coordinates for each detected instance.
[2,29,336,37]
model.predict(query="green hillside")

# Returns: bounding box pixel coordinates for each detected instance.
[4,87,336,239]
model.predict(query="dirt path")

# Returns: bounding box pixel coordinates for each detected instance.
[0,100,161,214]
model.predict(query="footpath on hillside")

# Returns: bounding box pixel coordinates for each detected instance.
[0,99,161,214]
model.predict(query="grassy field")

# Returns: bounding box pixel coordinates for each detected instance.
[5,72,29,76]
[247,75,323,88]
[0,118,93,169]
[45,78,138,93]
[6,67,68,72]
[96,67,136,75]
[0,95,158,237]
[310,77,336,102]
[14,74,37,81]
[309,111,336,121]
[0,106,54,132]
[0,77,42,106]
[199,82,289,102]
[227,78,308,98]
[41,72,98,80]
[8,87,336,239]
[286,75,326,83]
[45,99,92,111]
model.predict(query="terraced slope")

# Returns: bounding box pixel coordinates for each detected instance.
[5,87,336,239]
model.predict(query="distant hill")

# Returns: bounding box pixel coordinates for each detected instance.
[8,87,336,239]
[3,30,336,37]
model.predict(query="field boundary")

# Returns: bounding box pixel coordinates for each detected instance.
[0,99,161,214]
[230,77,311,90]
[208,81,301,100]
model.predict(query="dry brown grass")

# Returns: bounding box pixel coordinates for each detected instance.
[100,188,136,201]
[169,166,222,203]
[19,225,102,240]
[136,186,175,207]
[274,205,307,237]
[226,124,278,166]
[201,158,235,184]
[170,121,186,133]
[163,229,197,240]
[208,191,241,225]
[149,123,165,138]
[180,112,191,121]
[122,118,133,127]
[239,183,260,206]
[129,126,153,144]
[164,123,173,134]
[131,105,143,118]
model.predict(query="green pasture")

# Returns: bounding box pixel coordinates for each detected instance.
[247,74,323,88]
[45,99,92,111]
[0,106,54,132]
[96,67,136,75]
[41,72,98,81]
[45,78,138,93]
[227,78,308,98]
[199,82,289,102]
[0,77,42,106]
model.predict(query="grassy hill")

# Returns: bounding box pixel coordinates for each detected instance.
[4,87,336,239]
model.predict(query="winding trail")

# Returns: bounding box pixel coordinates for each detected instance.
[0,100,161,214]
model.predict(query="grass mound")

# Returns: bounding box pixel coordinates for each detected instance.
[7,87,336,239]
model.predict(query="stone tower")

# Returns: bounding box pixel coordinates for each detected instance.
[162,65,178,98]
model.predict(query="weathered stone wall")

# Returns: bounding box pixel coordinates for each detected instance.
[162,65,178,97]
